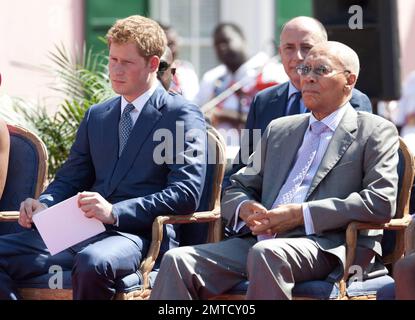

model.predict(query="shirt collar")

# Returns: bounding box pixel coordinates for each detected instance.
[120,82,158,114]
[308,102,350,132]
[288,81,301,100]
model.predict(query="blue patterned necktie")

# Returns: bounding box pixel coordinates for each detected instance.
[119,103,135,156]
[257,120,327,241]
[287,91,302,115]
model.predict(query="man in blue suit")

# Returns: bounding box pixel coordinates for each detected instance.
[223,16,372,191]
[0,15,206,300]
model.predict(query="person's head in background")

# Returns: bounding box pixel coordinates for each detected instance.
[213,23,248,74]
[279,16,327,90]
[159,23,180,61]
[106,15,167,102]
[157,46,176,90]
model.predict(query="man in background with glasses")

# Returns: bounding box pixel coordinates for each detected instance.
[159,23,199,102]
[151,41,399,300]
[157,46,177,91]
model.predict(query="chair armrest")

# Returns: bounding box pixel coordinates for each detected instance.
[0,211,19,222]
[405,216,415,255]
[138,209,222,289]
[159,209,221,224]
[345,216,413,231]
[339,217,412,298]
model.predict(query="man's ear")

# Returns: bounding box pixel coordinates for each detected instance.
[345,73,357,90]
[149,55,160,72]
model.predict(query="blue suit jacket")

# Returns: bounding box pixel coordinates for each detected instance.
[223,82,373,190]
[39,86,207,253]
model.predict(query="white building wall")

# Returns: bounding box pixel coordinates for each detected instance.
[151,0,276,77]
[397,0,415,81]
[0,0,84,110]
[1,0,415,107]
[220,0,276,57]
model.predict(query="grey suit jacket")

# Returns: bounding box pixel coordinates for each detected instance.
[221,105,399,272]
[222,82,373,191]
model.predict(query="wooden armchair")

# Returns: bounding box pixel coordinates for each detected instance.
[405,216,415,256]
[332,137,415,300]
[210,137,415,300]
[3,126,226,300]
[0,124,48,234]
[125,125,226,299]
[126,137,415,300]
[376,214,415,300]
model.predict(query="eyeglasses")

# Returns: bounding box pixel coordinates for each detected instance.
[158,61,170,72]
[157,61,176,76]
[296,64,350,77]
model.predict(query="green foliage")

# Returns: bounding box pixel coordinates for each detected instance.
[43,45,114,178]
[27,107,72,178]
[0,95,39,134]
[1,45,114,179]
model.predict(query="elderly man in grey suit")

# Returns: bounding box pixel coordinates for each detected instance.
[221,16,372,192]
[150,41,399,300]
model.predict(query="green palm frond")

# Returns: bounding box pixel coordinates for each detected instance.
[2,44,115,178]
[43,44,114,177]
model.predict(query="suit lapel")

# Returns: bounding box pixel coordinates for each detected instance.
[107,87,166,195]
[267,82,289,121]
[306,106,358,199]
[100,97,122,196]
[264,117,309,209]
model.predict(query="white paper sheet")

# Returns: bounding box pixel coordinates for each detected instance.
[33,195,106,255]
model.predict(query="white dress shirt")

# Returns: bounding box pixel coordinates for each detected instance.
[113,82,158,226]
[120,82,158,125]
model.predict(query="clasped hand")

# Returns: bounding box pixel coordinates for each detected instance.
[239,200,304,235]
